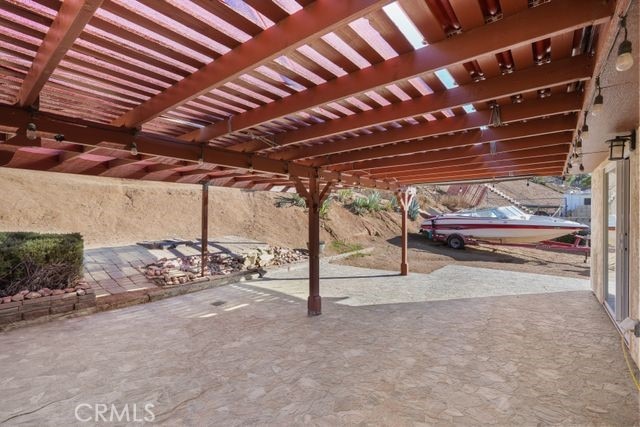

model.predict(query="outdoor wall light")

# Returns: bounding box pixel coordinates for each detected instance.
[129,142,138,156]
[26,123,37,140]
[605,130,636,161]
[54,134,65,142]
[616,17,634,72]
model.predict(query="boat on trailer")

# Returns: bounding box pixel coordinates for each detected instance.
[420,205,589,249]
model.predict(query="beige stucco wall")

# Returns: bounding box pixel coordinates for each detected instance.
[590,130,640,365]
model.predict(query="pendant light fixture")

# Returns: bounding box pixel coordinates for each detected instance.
[130,142,138,156]
[26,123,38,140]
[489,101,503,127]
[591,77,603,116]
[198,144,205,166]
[616,16,634,72]
[580,111,589,140]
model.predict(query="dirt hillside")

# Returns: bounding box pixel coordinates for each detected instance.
[0,168,409,249]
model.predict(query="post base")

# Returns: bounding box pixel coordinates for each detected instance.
[401,263,408,276]
[307,295,321,316]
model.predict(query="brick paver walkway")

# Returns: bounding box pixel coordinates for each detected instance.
[83,236,267,297]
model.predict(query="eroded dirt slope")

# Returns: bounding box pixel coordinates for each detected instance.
[0,168,407,249]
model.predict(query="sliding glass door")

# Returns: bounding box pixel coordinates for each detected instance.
[604,160,629,321]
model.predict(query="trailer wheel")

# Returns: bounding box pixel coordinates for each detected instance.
[447,234,465,250]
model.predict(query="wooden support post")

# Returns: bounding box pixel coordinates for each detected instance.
[396,187,416,276]
[294,176,332,316]
[201,181,209,277]
[307,174,321,316]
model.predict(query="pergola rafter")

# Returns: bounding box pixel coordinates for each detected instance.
[249,56,592,157]
[394,165,565,185]
[111,0,393,128]
[180,0,610,144]
[16,0,104,108]
[282,93,582,162]
[331,132,573,172]
[316,114,577,167]
[366,147,571,178]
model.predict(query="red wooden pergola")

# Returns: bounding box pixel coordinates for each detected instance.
[0,0,623,314]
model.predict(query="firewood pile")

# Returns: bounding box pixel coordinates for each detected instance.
[142,246,306,287]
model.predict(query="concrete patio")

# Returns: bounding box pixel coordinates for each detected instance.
[0,262,637,425]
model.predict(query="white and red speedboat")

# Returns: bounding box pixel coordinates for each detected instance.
[420,205,588,248]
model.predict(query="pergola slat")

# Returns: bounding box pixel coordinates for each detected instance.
[331,132,573,172]
[262,56,591,158]
[181,0,610,143]
[16,0,104,107]
[276,93,582,162]
[315,114,577,167]
[111,0,391,128]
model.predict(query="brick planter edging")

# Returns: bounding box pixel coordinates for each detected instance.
[0,289,96,327]
[96,270,261,311]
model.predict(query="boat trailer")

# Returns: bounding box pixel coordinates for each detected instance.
[421,229,591,262]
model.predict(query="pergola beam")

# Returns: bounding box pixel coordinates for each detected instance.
[16,0,104,107]
[368,149,570,178]
[111,0,392,128]
[319,114,576,167]
[332,132,573,172]
[181,0,610,143]
[264,56,591,158]
[0,105,396,190]
[395,166,564,185]
[385,157,568,181]
[288,94,581,162]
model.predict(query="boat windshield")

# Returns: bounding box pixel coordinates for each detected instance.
[455,206,528,219]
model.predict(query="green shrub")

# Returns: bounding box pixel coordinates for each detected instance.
[390,196,399,212]
[408,198,420,221]
[319,198,331,219]
[0,232,83,297]
[335,189,353,203]
[275,193,306,208]
[331,240,364,254]
[348,191,383,215]
[366,192,382,212]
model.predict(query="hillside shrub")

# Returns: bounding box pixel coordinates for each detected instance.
[275,194,306,208]
[348,192,383,215]
[335,189,353,203]
[408,198,420,221]
[0,232,83,297]
[319,198,331,219]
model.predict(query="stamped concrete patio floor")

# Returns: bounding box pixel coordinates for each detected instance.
[1,263,638,425]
